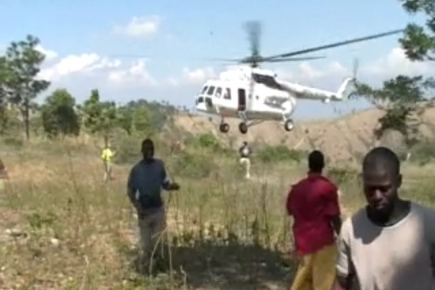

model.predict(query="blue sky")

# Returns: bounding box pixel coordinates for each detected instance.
[0,0,430,120]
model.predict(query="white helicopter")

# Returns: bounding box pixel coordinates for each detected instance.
[194,21,403,134]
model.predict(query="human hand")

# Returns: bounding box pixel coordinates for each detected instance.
[169,182,180,191]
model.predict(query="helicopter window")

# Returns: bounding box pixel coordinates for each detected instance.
[252,73,281,89]
[206,86,215,96]
[201,86,208,94]
[223,88,231,100]
[215,87,222,98]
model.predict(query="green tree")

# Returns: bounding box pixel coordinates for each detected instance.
[0,57,12,133]
[3,35,50,139]
[117,106,133,135]
[82,89,119,144]
[41,89,80,137]
[131,104,151,133]
[399,0,435,61]
[354,75,434,144]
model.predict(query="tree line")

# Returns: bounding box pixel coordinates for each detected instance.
[0,36,178,142]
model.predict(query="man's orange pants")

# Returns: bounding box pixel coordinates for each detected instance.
[289,243,336,290]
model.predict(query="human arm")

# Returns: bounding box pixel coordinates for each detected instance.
[331,220,354,290]
[423,206,435,275]
[324,183,342,234]
[126,168,141,209]
[286,186,294,216]
[160,161,179,191]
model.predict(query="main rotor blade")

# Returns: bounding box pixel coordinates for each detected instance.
[245,21,261,57]
[264,56,325,62]
[262,29,404,60]
[208,55,324,63]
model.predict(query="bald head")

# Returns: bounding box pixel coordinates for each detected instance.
[363,146,400,176]
[362,146,402,216]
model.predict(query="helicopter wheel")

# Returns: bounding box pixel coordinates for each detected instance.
[239,122,248,134]
[219,122,230,133]
[284,119,294,132]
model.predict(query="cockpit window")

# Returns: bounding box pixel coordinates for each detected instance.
[215,87,222,98]
[252,73,281,89]
[206,86,215,95]
[201,86,208,94]
[224,88,231,100]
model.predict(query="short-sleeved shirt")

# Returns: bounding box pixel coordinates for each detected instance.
[336,202,435,290]
[286,172,340,254]
[101,149,114,161]
[239,146,251,158]
[127,158,170,210]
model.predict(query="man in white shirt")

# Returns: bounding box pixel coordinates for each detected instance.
[331,146,435,290]
[239,141,252,179]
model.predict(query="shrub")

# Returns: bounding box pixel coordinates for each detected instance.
[112,135,142,164]
[409,141,435,165]
[171,151,215,179]
[256,145,305,163]
[326,166,359,187]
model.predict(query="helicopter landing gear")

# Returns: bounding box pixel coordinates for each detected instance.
[219,122,230,133]
[284,119,295,132]
[239,122,248,134]
[237,110,248,134]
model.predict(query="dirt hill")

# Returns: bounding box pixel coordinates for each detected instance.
[166,106,435,162]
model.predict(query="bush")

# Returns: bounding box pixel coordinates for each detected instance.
[326,166,359,187]
[171,151,215,179]
[256,145,305,163]
[112,135,142,164]
[409,141,435,165]
[185,133,233,157]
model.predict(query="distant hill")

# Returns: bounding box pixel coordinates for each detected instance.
[163,106,435,163]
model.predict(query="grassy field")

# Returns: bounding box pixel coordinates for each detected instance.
[0,138,434,290]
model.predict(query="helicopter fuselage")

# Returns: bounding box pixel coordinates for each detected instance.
[196,66,298,117]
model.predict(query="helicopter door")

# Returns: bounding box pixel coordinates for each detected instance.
[237,88,246,111]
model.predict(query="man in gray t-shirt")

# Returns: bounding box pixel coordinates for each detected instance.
[331,147,435,290]
[127,138,180,271]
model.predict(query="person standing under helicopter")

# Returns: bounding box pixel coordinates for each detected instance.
[239,141,252,179]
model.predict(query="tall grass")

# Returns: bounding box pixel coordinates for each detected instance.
[0,140,433,290]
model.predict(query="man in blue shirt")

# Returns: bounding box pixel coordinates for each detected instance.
[127,138,180,271]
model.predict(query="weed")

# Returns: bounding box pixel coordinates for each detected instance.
[0,138,433,289]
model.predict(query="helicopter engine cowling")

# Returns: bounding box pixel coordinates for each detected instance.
[281,97,296,116]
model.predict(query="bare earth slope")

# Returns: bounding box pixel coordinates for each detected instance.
[167,106,435,162]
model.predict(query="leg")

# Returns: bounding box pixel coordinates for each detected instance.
[245,158,251,178]
[103,161,109,181]
[312,243,337,290]
[137,216,152,271]
[148,208,167,268]
[290,254,314,290]
[107,161,112,179]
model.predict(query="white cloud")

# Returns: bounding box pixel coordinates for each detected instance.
[113,15,160,37]
[35,44,58,60]
[35,47,158,103]
[361,47,431,79]
[166,67,216,86]
[39,52,155,86]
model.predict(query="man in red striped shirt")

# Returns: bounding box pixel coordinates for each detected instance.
[287,150,342,290]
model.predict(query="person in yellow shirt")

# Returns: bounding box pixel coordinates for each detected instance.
[101,144,115,181]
